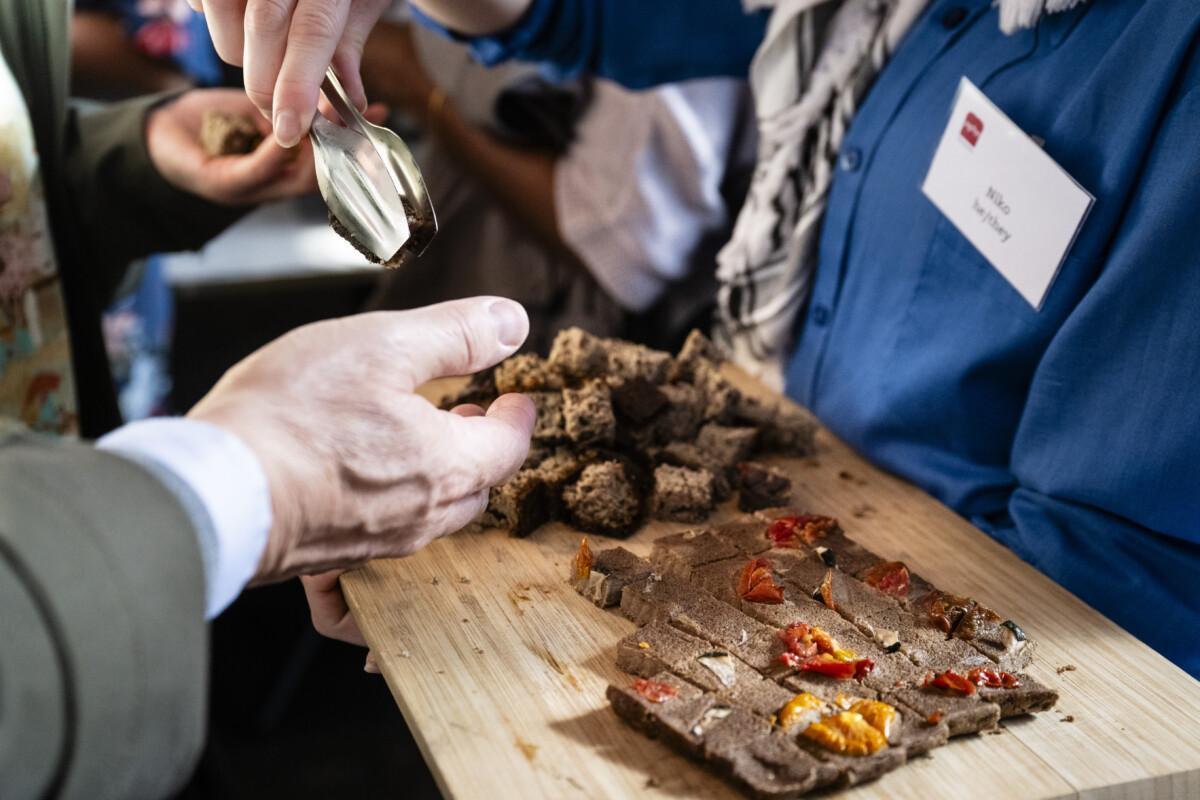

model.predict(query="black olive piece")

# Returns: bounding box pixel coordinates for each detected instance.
[817,547,837,567]
[812,588,823,602]
[885,642,902,654]
[1001,620,1027,641]
[699,651,729,659]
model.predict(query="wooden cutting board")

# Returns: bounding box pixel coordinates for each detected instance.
[341,368,1200,800]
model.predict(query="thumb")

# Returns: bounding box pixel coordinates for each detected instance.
[389,297,528,389]
[448,392,536,488]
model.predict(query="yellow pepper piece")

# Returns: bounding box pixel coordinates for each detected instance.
[637,641,650,650]
[831,647,857,662]
[849,699,898,739]
[778,692,825,730]
[802,711,888,756]
[833,692,853,710]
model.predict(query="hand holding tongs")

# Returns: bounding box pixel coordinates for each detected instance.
[310,68,438,266]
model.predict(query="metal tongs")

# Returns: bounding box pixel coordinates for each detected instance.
[310,68,437,266]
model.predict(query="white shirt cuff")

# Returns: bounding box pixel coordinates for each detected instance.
[98,418,272,619]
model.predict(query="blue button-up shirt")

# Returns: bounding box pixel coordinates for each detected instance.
[436,0,1200,676]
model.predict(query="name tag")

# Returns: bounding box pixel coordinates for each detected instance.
[921,78,1093,309]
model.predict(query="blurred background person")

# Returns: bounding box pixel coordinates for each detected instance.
[360,12,756,351]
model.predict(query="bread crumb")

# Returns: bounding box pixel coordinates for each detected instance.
[514,735,539,762]
[1055,664,1077,675]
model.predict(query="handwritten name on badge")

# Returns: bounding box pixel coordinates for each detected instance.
[922,78,1093,309]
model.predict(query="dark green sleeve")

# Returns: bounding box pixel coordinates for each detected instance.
[61,94,248,301]
[0,431,208,799]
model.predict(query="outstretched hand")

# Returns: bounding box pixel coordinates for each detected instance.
[189,297,536,583]
[146,88,318,205]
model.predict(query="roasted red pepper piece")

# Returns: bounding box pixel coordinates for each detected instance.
[766,515,837,548]
[632,678,678,703]
[777,624,873,679]
[923,670,978,696]
[967,667,1021,689]
[737,557,785,604]
[779,623,820,660]
[861,561,911,599]
[800,654,875,680]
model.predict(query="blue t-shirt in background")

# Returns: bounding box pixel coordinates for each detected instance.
[431,0,1200,678]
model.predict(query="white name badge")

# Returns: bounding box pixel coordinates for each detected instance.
[921,78,1093,309]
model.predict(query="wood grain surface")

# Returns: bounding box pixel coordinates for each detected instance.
[341,370,1200,800]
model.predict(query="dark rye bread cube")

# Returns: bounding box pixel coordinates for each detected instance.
[617,623,794,718]
[976,674,1058,718]
[703,707,837,798]
[692,362,743,423]
[562,460,640,535]
[620,573,781,673]
[199,110,262,156]
[651,442,732,500]
[767,549,993,671]
[671,328,724,382]
[885,687,1001,737]
[611,377,668,425]
[652,383,705,442]
[607,672,716,757]
[548,326,608,381]
[488,450,583,536]
[572,546,655,607]
[651,465,715,523]
[562,380,616,446]
[649,528,740,580]
[697,423,759,469]
[494,352,562,393]
[607,341,673,383]
[488,469,553,537]
[736,462,794,511]
[529,391,566,443]
[733,395,818,457]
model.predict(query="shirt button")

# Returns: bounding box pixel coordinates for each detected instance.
[839,147,862,172]
[940,6,968,28]
[811,305,831,327]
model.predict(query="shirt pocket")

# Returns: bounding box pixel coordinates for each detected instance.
[878,215,1043,463]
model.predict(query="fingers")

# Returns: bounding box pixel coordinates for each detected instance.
[437,489,490,539]
[450,403,486,418]
[300,570,368,646]
[271,0,352,147]
[382,297,529,389]
[448,393,536,489]
[202,0,249,66]
[0,170,12,206]
[242,0,297,118]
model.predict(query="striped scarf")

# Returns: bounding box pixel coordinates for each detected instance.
[714,0,1088,388]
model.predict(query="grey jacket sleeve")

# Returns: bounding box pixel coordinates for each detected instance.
[0,431,208,800]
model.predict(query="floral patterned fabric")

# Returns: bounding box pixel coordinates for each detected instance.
[0,50,78,435]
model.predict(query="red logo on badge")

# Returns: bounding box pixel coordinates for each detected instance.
[960,112,984,147]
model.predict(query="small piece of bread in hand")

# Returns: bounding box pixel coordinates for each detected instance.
[199,110,263,157]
